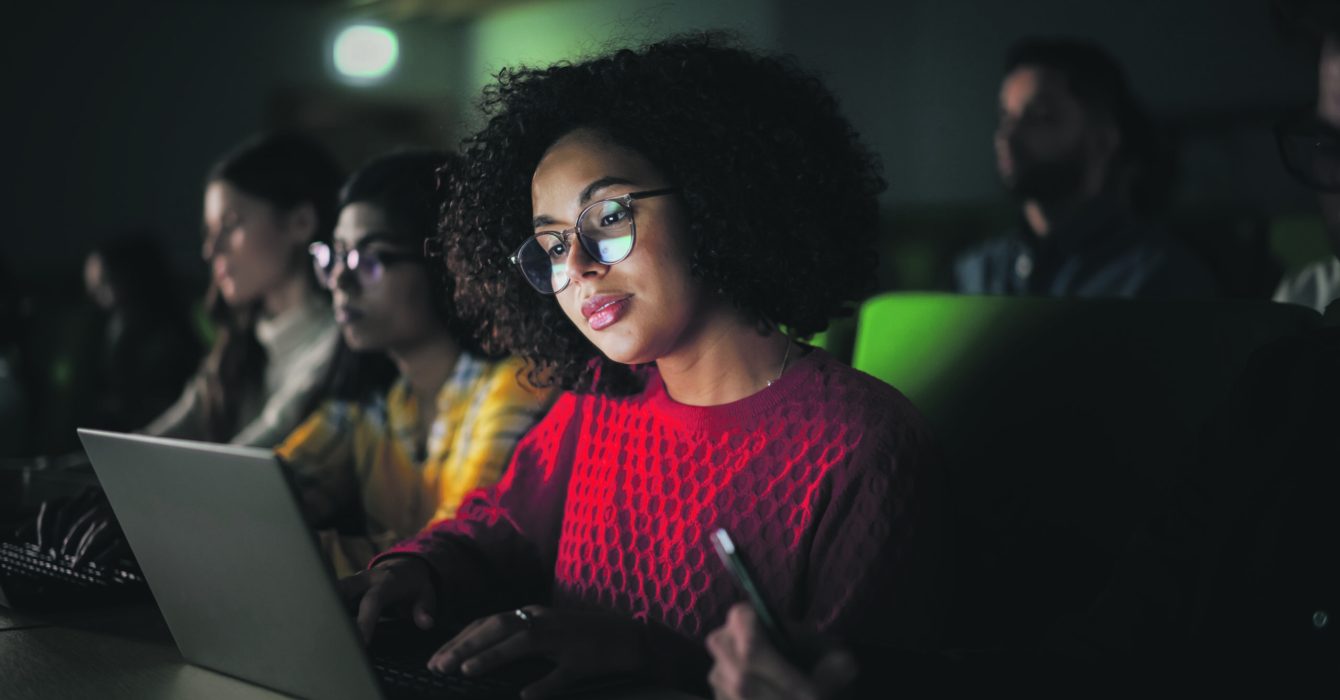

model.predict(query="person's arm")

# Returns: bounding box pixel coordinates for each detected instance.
[273,400,358,527]
[706,411,943,699]
[140,373,207,439]
[229,330,338,447]
[428,359,555,524]
[370,393,582,623]
[707,604,859,700]
[801,410,945,652]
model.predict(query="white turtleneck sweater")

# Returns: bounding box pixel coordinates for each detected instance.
[143,293,339,447]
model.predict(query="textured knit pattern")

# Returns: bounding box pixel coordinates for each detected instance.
[277,353,554,576]
[377,348,942,685]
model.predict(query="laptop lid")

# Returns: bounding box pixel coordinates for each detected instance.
[77,428,385,700]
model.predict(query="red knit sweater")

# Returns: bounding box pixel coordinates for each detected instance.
[377,347,943,686]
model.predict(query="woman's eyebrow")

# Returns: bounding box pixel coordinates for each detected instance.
[578,175,637,205]
[532,175,639,229]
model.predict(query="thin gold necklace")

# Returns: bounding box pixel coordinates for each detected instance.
[765,338,792,388]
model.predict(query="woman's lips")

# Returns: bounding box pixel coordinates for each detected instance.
[581,294,631,331]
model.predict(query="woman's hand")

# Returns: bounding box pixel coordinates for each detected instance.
[706,604,858,700]
[427,606,650,700]
[336,556,439,645]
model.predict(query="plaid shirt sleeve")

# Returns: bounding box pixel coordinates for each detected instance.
[428,357,556,525]
[274,399,360,527]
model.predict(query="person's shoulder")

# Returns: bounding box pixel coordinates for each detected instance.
[801,349,931,438]
[789,351,938,485]
[953,230,1026,293]
[524,390,584,433]
[1115,223,1217,297]
[954,231,1022,268]
[478,355,554,397]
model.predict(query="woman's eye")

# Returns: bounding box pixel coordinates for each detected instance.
[547,242,568,260]
[599,209,629,227]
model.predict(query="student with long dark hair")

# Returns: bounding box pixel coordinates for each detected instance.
[80,233,202,432]
[340,34,944,696]
[144,131,343,446]
[275,151,553,576]
[38,132,344,561]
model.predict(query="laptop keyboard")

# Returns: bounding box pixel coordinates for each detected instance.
[372,654,551,699]
[0,541,151,611]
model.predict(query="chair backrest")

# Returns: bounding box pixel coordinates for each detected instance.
[852,292,1322,648]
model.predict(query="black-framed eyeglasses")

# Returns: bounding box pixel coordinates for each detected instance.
[509,187,680,295]
[308,240,421,288]
[1275,107,1340,193]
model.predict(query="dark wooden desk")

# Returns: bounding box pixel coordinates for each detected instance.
[0,604,700,699]
[0,604,290,699]
[0,605,52,631]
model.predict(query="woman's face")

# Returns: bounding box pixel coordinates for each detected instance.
[83,253,115,310]
[202,180,312,306]
[530,130,709,366]
[329,202,439,352]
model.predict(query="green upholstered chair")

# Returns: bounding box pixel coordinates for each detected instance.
[851,292,1322,648]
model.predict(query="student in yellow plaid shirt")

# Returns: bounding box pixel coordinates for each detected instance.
[275,151,553,576]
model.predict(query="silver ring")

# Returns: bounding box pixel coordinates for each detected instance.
[513,608,534,629]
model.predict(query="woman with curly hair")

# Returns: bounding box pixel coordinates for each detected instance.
[341,33,944,696]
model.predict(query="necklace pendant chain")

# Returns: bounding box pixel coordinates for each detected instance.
[765,338,792,388]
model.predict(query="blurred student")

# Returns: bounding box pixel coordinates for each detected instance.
[80,234,201,432]
[36,132,343,561]
[955,38,1215,299]
[143,131,343,445]
[708,11,1340,697]
[275,150,553,576]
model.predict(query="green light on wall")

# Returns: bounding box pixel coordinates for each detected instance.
[333,25,399,82]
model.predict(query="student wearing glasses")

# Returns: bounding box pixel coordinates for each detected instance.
[274,151,554,577]
[340,34,945,697]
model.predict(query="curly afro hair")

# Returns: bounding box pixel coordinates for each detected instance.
[442,32,885,394]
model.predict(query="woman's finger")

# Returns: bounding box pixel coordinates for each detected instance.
[706,627,737,660]
[730,609,822,699]
[356,580,392,645]
[428,613,517,674]
[428,606,533,673]
[411,578,437,630]
[460,628,537,676]
[710,663,796,700]
[335,571,371,611]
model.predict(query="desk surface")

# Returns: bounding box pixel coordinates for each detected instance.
[0,605,54,631]
[0,604,289,700]
[0,604,700,700]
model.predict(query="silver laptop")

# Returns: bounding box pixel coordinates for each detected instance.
[77,429,418,700]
